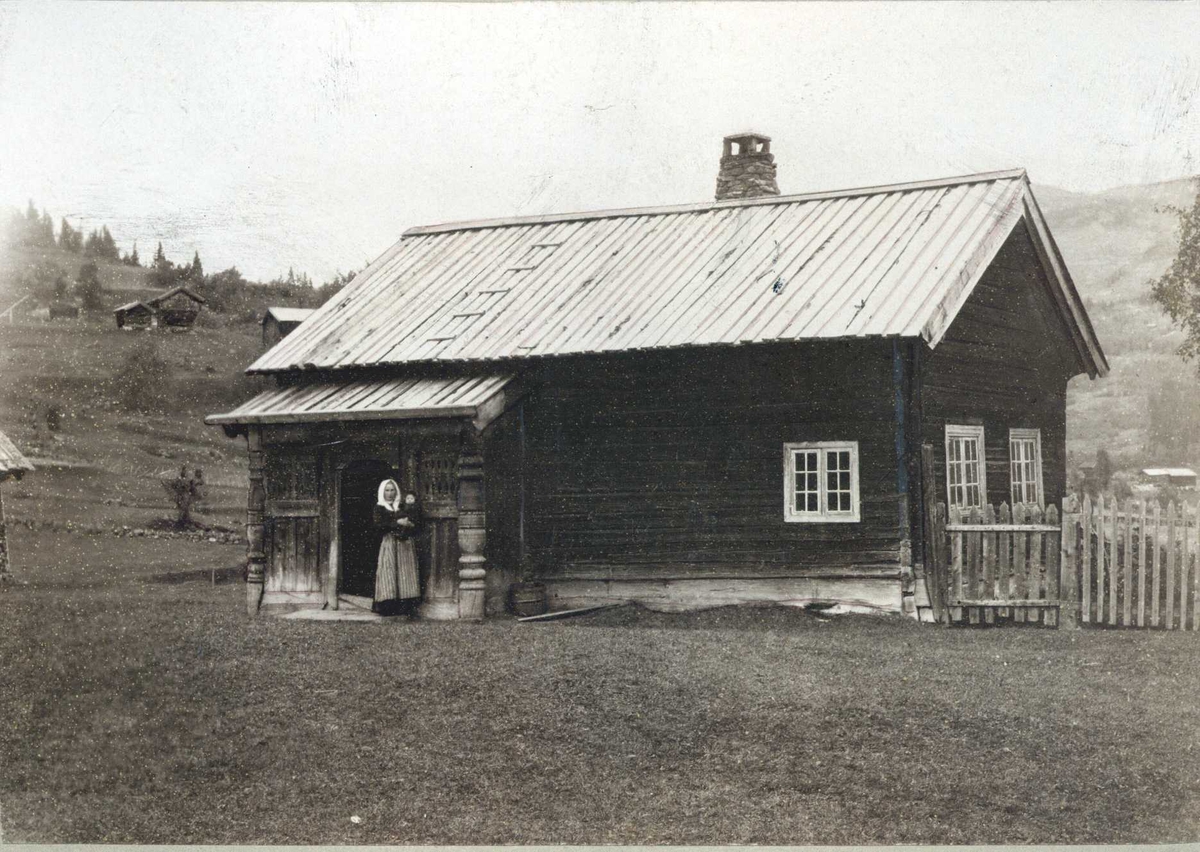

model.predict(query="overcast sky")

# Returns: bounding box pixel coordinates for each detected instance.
[1,1,1198,282]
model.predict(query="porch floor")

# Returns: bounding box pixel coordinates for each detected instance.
[281,609,392,622]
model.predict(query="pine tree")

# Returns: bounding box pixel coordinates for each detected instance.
[39,210,55,247]
[84,229,102,257]
[149,241,176,287]
[58,218,74,251]
[21,202,44,247]
[76,261,103,311]
[100,225,118,261]
[129,242,140,267]
[190,251,203,282]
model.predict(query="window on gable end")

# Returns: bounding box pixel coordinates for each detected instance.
[945,425,986,509]
[1009,427,1043,507]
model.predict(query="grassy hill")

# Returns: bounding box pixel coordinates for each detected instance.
[1035,177,1199,471]
[0,243,159,304]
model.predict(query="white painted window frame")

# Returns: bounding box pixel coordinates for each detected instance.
[945,424,987,509]
[783,441,861,523]
[1009,427,1044,507]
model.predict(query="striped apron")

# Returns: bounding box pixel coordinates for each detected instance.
[375,532,421,602]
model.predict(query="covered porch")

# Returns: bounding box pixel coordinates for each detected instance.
[206,372,524,620]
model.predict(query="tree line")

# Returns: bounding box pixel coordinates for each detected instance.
[4,199,359,317]
[6,200,142,266]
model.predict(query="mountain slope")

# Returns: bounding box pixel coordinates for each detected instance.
[1036,177,1198,470]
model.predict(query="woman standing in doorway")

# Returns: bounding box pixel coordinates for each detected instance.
[373,479,422,616]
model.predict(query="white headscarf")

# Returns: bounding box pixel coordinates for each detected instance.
[376,478,401,512]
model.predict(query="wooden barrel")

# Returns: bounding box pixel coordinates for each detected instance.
[509,582,548,617]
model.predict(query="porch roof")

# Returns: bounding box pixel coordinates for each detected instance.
[205,373,516,428]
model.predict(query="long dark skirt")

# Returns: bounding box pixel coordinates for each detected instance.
[375,533,421,603]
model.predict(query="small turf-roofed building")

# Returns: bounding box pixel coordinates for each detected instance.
[150,286,206,330]
[0,429,34,583]
[114,300,156,330]
[261,307,316,349]
[209,133,1107,620]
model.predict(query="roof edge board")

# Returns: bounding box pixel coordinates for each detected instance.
[919,182,1028,349]
[244,334,923,376]
[1020,186,1109,377]
[403,169,1029,237]
[204,405,479,427]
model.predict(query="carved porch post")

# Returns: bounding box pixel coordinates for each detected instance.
[457,429,487,621]
[0,485,10,584]
[245,425,267,615]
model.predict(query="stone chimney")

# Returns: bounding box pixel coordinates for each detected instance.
[714,132,780,201]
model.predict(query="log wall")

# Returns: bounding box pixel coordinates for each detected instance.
[920,222,1078,516]
[521,341,905,581]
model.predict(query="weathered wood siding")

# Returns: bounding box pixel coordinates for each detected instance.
[262,440,322,593]
[483,403,525,612]
[920,222,1078,517]
[521,342,904,581]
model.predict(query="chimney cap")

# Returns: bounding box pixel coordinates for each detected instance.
[723,131,772,143]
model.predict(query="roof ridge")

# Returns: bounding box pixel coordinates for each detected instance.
[403,168,1028,237]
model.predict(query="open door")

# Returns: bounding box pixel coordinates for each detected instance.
[339,460,397,600]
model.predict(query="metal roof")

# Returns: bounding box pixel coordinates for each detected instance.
[0,429,34,481]
[249,168,1106,376]
[264,307,315,324]
[205,373,515,427]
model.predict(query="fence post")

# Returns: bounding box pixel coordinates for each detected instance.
[949,506,963,624]
[1181,499,1191,631]
[1108,496,1118,627]
[1138,499,1148,628]
[932,502,948,624]
[1081,495,1092,624]
[1046,504,1060,627]
[982,504,996,625]
[1166,502,1177,630]
[1013,503,1027,623]
[1061,501,1079,628]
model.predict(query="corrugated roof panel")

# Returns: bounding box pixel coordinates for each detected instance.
[0,429,34,480]
[248,168,1105,376]
[265,307,315,323]
[205,374,515,426]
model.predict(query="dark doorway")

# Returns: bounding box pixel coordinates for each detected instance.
[339,460,396,599]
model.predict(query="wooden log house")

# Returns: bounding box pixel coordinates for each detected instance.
[261,307,315,349]
[208,134,1107,619]
[115,286,207,331]
[114,300,156,330]
[0,429,34,583]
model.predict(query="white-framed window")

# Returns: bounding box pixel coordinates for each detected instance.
[783,442,860,523]
[945,425,986,509]
[1009,428,1044,506]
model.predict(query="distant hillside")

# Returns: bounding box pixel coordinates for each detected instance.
[0,243,158,304]
[1035,177,1199,471]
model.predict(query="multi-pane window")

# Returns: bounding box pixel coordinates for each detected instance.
[1009,428,1043,506]
[784,442,860,523]
[945,425,986,509]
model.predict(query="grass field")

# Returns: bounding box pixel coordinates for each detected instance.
[0,318,258,531]
[2,524,1199,845]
